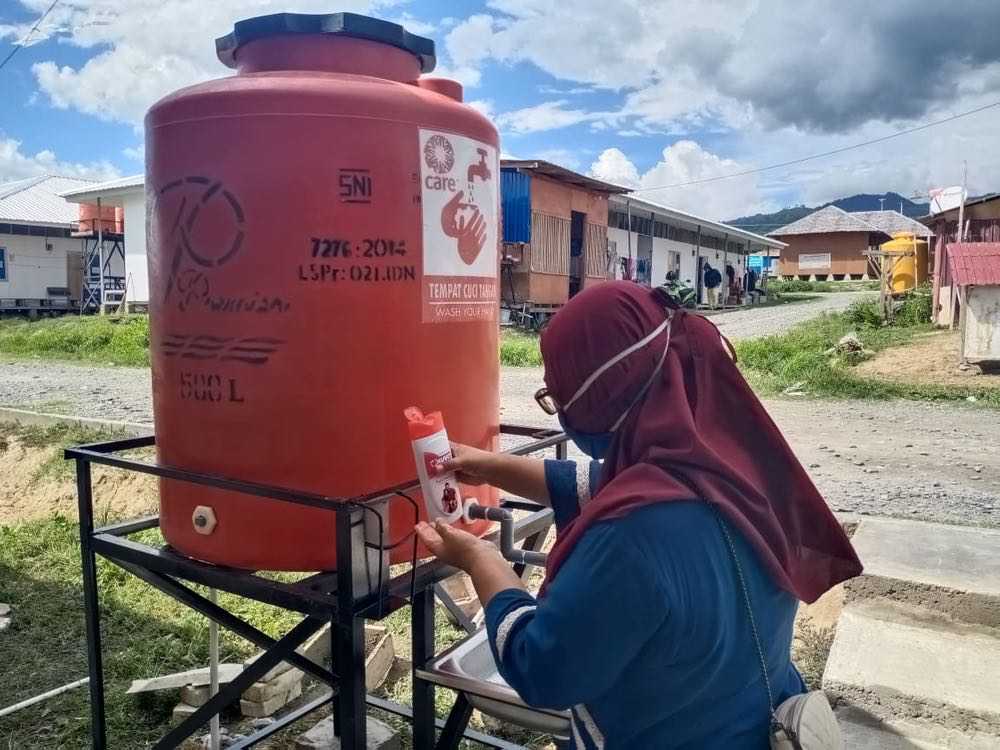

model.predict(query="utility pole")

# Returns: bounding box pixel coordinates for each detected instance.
[957,161,968,242]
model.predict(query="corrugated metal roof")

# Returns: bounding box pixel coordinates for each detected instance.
[852,210,930,236]
[0,174,99,226]
[61,174,144,201]
[501,167,531,243]
[771,205,881,236]
[947,243,1000,286]
[501,159,630,194]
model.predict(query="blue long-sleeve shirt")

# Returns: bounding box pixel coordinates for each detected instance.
[484,460,804,749]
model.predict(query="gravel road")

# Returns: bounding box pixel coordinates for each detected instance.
[708,291,870,341]
[4,291,995,528]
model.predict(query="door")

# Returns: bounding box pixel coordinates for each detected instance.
[569,211,585,297]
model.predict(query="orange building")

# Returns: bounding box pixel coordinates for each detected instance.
[772,205,929,281]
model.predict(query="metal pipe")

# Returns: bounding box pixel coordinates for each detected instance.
[0,678,89,718]
[465,502,548,568]
[209,588,220,750]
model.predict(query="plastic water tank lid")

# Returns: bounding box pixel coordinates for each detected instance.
[216,12,436,72]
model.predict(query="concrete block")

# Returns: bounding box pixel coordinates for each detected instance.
[848,518,1000,627]
[180,684,211,708]
[295,715,400,750]
[823,604,1000,736]
[365,630,394,692]
[243,666,304,703]
[250,625,331,683]
[171,702,198,726]
[240,680,301,718]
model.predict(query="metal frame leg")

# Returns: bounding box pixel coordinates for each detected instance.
[435,693,473,750]
[411,586,437,749]
[336,508,367,750]
[76,459,107,749]
[434,582,476,635]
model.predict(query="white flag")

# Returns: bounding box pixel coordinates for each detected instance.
[928,186,965,215]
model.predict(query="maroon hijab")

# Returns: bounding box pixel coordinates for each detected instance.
[540,281,861,603]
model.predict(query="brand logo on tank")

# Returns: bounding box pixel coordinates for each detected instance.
[419,129,499,324]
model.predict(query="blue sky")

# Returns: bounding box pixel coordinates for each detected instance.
[3,0,1000,220]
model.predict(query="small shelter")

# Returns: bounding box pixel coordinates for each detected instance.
[946,243,1000,364]
[500,160,628,323]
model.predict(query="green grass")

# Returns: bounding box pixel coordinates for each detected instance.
[0,420,132,484]
[499,329,543,367]
[0,315,150,367]
[735,292,1000,407]
[0,510,552,749]
[767,279,881,293]
[0,515,304,748]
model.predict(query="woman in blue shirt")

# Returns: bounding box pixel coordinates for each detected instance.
[417,282,861,749]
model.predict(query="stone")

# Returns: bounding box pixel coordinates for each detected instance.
[240,680,301,718]
[243,666,303,703]
[824,605,1000,731]
[0,603,10,617]
[295,715,400,750]
[0,617,10,632]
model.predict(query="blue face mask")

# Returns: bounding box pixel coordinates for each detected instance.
[558,413,612,460]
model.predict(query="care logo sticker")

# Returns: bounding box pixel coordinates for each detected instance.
[419,129,499,323]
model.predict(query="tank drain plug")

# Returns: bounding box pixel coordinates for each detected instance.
[192,506,217,535]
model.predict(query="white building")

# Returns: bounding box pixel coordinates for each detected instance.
[607,195,786,302]
[0,175,106,312]
[62,175,147,307]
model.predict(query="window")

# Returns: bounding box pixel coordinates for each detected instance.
[0,247,6,281]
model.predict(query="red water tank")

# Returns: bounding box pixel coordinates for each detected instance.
[146,13,501,571]
[78,203,118,234]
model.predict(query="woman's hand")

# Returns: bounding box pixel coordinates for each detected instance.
[437,442,497,486]
[416,519,525,606]
[415,519,499,573]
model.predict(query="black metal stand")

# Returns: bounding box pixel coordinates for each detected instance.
[67,424,566,750]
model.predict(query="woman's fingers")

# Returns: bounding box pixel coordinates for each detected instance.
[415,522,445,557]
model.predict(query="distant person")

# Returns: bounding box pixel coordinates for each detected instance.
[725,264,737,305]
[703,262,722,309]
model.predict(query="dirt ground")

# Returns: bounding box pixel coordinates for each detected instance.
[0,435,157,524]
[856,329,1000,388]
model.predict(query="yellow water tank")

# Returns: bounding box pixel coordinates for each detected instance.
[881,232,928,295]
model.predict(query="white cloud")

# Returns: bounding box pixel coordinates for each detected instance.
[495,100,610,135]
[0,134,120,182]
[465,99,496,120]
[14,0,403,126]
[122,145,144,161]
[590,141,773,221]
[589,148,639,187]
[532,148,584,171]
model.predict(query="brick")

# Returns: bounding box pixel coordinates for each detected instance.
[239,680,301,718]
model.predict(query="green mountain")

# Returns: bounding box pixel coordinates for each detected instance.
[728,192,930,235]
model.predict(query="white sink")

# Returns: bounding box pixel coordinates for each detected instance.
[417,628,571,738]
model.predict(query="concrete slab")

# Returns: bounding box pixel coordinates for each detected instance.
[824,605,1000,735]
[837,707,1000,750]
[295,715,400,750]
[127,664,243,694]
[851,518,1000,597]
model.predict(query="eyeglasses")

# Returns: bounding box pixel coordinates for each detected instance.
[534,387,559,415]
